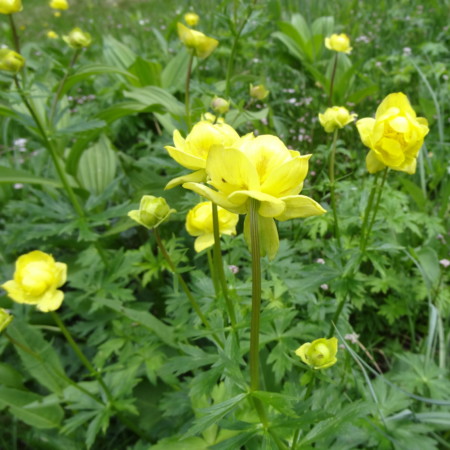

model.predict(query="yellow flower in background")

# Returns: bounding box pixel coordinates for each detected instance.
[128,195,175,229]
[49,0,68,10]
[0,309,13,333]
[319,106,357,133]
[177,22,218,59]
[356,92,429,174]
[201,112,224,124]
[211,96,230,115]
[295,337,338,370]
[47,30,59,39]
[165,120,241,189]
[184,135,326,259]
[250,84,270,101]
[186,201,239,252]
[184,12,199,27]
[54,11,61,17]
[1,251,67,312]
[0,0,22,14]
[63,27,92,49]
[325,33,352,54]
[0,48,25,73]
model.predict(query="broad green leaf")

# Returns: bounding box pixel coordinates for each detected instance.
[55,119,106,136]
[415,247,440,287]
[0,166,61,188]
[0,386,64,429]
[252,391,297,417]
[226,108,269,129]
[128,57,162,87]
[162,48,197,92]
[151,437,209,450]
[96,100,147,123]
[0,362,24,389]
[103,35,137,69]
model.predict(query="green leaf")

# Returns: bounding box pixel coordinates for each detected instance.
[55,119,106,136]
[151,437,209,450]
[162,48,196,92]
[103,35,137,69]
[0,362,25,389]
[0,165,61,188]
[128,57,162,87]
[252,391,297,417]
[0,386,64,429]
[96,101,147,123]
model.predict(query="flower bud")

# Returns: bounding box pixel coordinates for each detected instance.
[249,84,269,100]
[49,0,68,10]
[177,23,218,59]
[325,33,352,54]
[295,337,338,370]
[128,195,175,229]
[318,106,356,133]
[63,27,92,49]
[211,96,230,115]
[184,12,199,27]
[0,308,13,333]
[0,0,22,14]
[0,48,25,73]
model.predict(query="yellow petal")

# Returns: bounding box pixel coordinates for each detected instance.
[194,234,215,252]
[295,343,311,364]
[36,290,64,312]
[356,118,375,148]
[165,145,206,170]
[1,280,36,304]
[165,169,206,190]
[275,195,326,221]
[376,92,413,119]
[228,190,285,218]
[379,138,404,166]
[398,158,417,175]
[365,150,386,173]
[55,262,67,287]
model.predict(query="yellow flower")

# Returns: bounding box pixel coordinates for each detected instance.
[201,112,224,124]
[54,11,61,17]
[128,195,175,229]
[325,33,352,54]
[49,0,68,10]
[184,12,199,27]
[211,96,230,115]
[295,337,338,370]
[1,251,67,312]
[165,120,241,189]
[318,106,357,133]
[186,201,239,252]
[184,135,326,259]
[63,27,92,49]
[356,93,429,174]
[250,84,269,101]
[0,0,22,14]
[0,308,13,333]
[177,22,218,59]
[47,30,59,39]
[0,48,25,73]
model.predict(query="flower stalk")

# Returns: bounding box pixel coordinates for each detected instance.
[328,53,338,105]
[329,129,341,247]
[185,51,195,130]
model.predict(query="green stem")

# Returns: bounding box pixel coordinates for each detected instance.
[328,295,347,338]
[154,228,224,348]
[328,53,338,105]
[361,168,388,253]
[329,129,341,247]
[49,49,81,123]
[359,172,380,252]
[8,15,21,54]
[212,203,236,327]
[185,51,195,130]
[207,248,220,298]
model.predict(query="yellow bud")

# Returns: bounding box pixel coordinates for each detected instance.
[184,12,199,27]
[295,337,338,370]
[63,27,92,49]
[0,0,22,14]
[0,308,13,333]
[49,0,68,10]
[249,84,269,100]
[325,33,352,54]
[318,106,356,133]
[0,48,25,73]
[177,22,218,59]
[47,30,59,39]
[211,96,230,115]
[128,195,175,229]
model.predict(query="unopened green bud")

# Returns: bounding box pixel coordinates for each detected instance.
[211,96,230,115]
[249,83,269,100]
[128,195,175,229]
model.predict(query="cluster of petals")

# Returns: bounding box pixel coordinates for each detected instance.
[0,0,22,14]
[295,337,338,370]
[177,23,218,59]
[325,33,352,54]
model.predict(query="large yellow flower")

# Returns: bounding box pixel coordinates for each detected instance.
[356,93,429,174]
[1,251,67,312]
[325,33,352,54]
[0,0,22,14]
[184,135,325,258]
[165,120,241,189]
[186,201,238,252]
[177,22,218,59]
[295,337,338,370]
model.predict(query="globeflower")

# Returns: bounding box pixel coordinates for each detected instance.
[165,120,241,189]
[211,97,230,115]
[295,337,338,370]
[0,0,22,14]
[318,106,357,133]
[184,12,199,27]
[63,27,92,49]
[47,30,59,39]
[1,251,67,312]
[184,135,326,259]
[177,22,218,59]
[49,0,68,10]
[0,309,13,333]
[325,33,352,54]
[356,92,429,174]
[250,84,269,101]
[0,48,25,73]
[128,195,175,229]
[186,201,239,252]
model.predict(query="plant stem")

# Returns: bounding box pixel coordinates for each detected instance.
[212,203,236,327]
[328,294,347,338]
[49,49,81,123]
[153,228,224,348]
[8,15,21,54]
[359,172,380,252]
[185,51,195,130]
[328,53,339,105]
[361,168,388,253]
[329,129,341,248]
[207,248,220,297]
